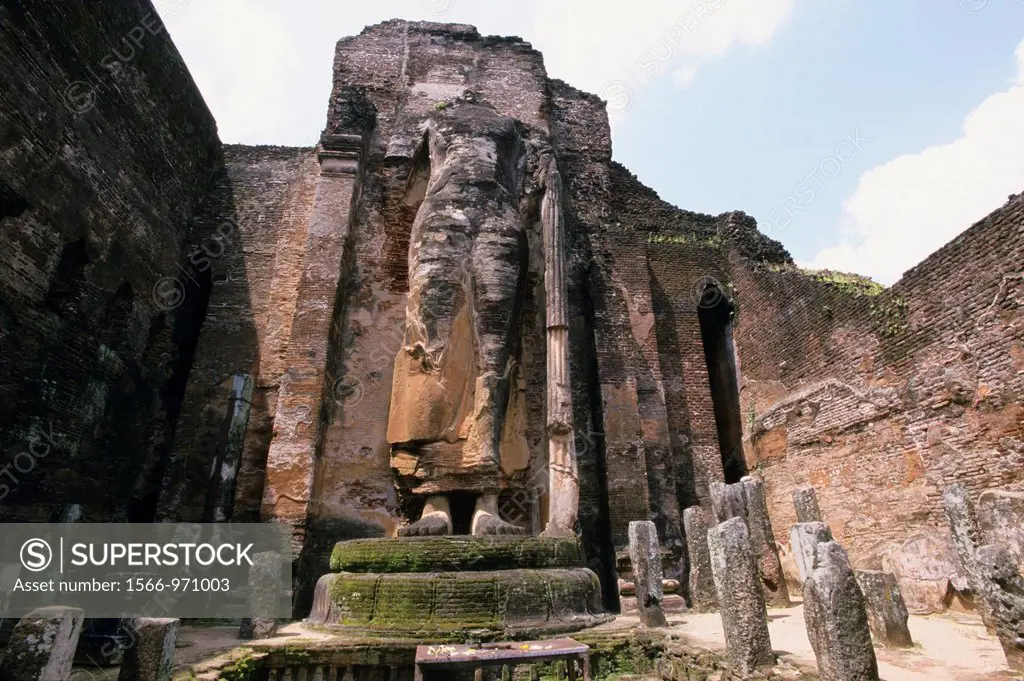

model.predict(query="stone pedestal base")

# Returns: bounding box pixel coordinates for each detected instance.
[306,536,611,639]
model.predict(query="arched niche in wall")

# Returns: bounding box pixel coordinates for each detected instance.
[695,277,747,484]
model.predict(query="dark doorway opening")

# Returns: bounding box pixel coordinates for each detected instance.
[697,283,746,484]
[0,181,29,222]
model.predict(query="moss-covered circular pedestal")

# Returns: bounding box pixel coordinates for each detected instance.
[305,536,612,639]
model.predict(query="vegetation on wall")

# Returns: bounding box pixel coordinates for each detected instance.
[647,233,725,248]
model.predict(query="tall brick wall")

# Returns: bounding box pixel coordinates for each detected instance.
[0,0,219,521]
[158,146,318,522]
[733,193,1024,610]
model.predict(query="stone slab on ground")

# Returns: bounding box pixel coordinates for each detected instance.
[683,506,717,611]
[0,606,85,681]
[628,521,668,628]
[803,542,879,681]
[708,516,775,677]
[855,570,914,648]
[117,618,179,681]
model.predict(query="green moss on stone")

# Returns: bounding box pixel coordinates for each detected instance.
[320,568,603,638]
[330,536,584,573]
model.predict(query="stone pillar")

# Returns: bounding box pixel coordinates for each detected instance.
[711,478,790,607]
[854,570,913,648]
[709,480,746,523]
[683,506,717,611]
[974,544,1024,671]
[627,521,668,627]
[741,476,790,607]
[206,373,254,521]
[116,618,180,681]
[708,517,775,677]
[803,542,879,681]
[540,153,578,537]
[239,551,286,640]
[792,485,822,523]
[942,484,997,631]
[260,127,370,563]
[0,606,84,681]
[790,521,834,586]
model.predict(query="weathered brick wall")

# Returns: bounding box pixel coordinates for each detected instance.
[0,0,219,521]
[733,193,1024,609]
[158,145,318,522]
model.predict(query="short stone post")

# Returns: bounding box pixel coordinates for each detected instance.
[741,476,790,607]
[854,571,913,648]
[0,606,85,681]
[792,486,822,523]
[239,551,285,640]
[683,506,717,611]
[974,544,1024,671]
[708,517,775,677]
[790,522,834,585]
[942,484,997,632]
[116,618,180,681]
[628,521,668,627]
[803,542,879,681]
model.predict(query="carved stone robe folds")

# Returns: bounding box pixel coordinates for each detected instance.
[387,103,532,497]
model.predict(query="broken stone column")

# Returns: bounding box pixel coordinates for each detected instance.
[0,606,84,681]
[708,517,775,677]
[683,506,717,611]
[854,570,913,648]
[803,542,879,681]
[942,483,997,631]
[741,476,790,607]
[117,618,180,681]
[709,480,747,523]
[239,551,285,640]
[790,521,834,585]
[974,544,1024,671]
[628,521,668,627]
[792,485,822,523]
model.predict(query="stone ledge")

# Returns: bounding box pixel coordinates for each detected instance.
[329,535,585,573]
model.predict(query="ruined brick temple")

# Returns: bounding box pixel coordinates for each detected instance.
[1,1,1022,631]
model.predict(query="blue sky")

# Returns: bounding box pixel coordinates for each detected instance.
[158,0,1024,284]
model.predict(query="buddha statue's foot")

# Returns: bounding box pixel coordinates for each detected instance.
[471,493,527,536]
[398,495,452,537]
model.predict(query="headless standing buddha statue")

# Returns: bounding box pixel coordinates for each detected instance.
[387,103,533,536]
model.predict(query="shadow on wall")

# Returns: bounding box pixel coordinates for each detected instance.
[155,159,265,525]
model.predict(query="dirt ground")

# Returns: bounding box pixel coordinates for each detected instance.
[592,605,1022,681]
[106,605,1019,680]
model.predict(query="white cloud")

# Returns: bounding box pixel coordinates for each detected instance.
[809,39,1024,285]
[157,0,796,143]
